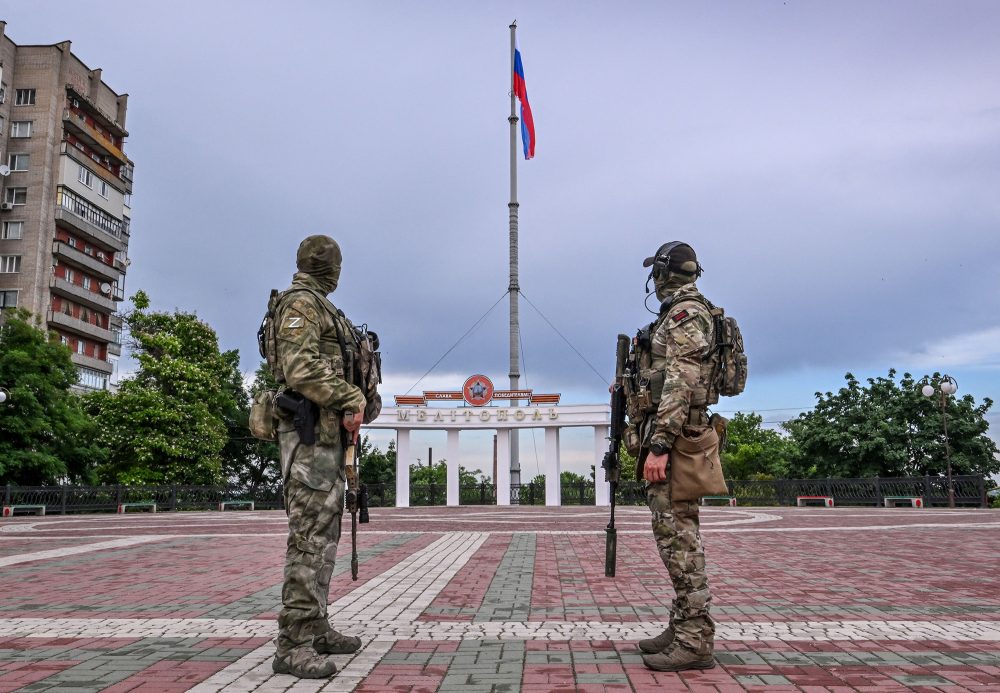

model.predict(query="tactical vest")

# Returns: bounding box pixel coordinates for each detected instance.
[257,287,382,416]
[625,295,746,420]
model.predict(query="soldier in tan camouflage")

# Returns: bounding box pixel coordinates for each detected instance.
[632,242,717,672]
[271,236,369,678]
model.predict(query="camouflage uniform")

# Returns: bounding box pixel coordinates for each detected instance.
[642,282,715,655]
[272,237,367,678]
[632,243,717,671]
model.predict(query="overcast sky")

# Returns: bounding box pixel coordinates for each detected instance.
[6,1,999,476]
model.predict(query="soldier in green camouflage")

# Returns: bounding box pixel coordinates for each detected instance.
[632,242,717,672]
[271,235,368,678]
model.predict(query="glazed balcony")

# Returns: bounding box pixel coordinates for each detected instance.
[49,276,117,313]
[48,309,114,344]
[62,109,129,165]
[70,352,114,376]
[52,240,120,282]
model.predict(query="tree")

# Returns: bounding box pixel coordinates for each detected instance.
[720,412,801,479]
[0,309,104,485]
[784,370,999,478]
[84,291,237,485]
[359,436,396,487]
[222,362,281,491]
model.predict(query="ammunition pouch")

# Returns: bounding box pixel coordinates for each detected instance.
[623,423,641,457]
[249,389,279,441]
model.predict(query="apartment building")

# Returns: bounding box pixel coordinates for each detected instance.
[0,21,133,390]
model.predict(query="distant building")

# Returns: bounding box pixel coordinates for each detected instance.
[0,21,133,390]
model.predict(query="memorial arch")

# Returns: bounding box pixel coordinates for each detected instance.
[367,375,611,507]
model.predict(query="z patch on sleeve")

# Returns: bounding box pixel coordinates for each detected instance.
[284,316,305,329]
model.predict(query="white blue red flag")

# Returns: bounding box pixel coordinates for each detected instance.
[513,42,535,160]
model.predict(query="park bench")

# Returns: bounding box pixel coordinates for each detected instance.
[701,496,737,507]
[2,504,46,517]
[117,502,156,513]
[883,496,924,508]
[218,500,255,511]
[796,495,834,508]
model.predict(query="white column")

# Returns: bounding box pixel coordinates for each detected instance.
[395,429,410,508]
[446,429,460,507]
[544,427,561,506]
[594,425,610,506]
[496,429,511,506]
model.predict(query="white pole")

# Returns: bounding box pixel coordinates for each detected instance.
[508,21,522,492]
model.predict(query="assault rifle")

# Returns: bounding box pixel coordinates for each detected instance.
[602,334,630,578]
[345,435,361,580]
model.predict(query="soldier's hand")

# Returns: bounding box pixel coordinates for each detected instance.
[644,452,668,483]
[343,411,363,441]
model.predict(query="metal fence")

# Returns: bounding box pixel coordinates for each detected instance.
[1,474,988,514]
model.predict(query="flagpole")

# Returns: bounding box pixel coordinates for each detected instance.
[508,20,521,493]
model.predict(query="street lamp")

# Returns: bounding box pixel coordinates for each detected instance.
[921,375,958,508]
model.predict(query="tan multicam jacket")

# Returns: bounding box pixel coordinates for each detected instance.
[275,272,366,419]
[648,282,714,450]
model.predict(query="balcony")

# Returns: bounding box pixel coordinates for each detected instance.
[54,195,126,253]
[49,276,117,313]
[70,352,114,376]
[48,309,114,344]
[60,141,130,195]
[62,109,129,165]
[52,241,120,282]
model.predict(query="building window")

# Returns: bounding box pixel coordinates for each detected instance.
[76,339,86,355]
[98,181,110,199]
[60,335,69,346]
[0,115,6,135]
[7,154,29,171]
[82,276,92,290]
[1,222,23,240]
[84,244,94,256]
[0,83,6,104]
[10,121,31,138]
[96,250,106,261]
[0,290,17,308]
[15,88,36,106]
[67,237,78,248]
[77,165,94,188]
[4,188,27,205]
[0,255,21,273]
[78,367,108,390]
[65,268,75,283]
[80,307,90,322]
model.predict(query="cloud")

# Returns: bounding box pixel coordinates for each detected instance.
[894,327,1000,370]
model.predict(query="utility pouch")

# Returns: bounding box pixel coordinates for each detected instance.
[318,407,343,448]
[709,413,729,451]
[249,389,279,441]
[670,424,728,501]
[624,423,641,457]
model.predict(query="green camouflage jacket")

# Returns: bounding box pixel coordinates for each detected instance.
[649,282,714,450]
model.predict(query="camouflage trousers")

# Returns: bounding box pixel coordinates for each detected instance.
[277,434,346,653]
[646,478,715,654]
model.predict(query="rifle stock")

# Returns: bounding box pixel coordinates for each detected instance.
[603,334,630,578]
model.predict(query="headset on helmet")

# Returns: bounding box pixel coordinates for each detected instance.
[643,241,703,293]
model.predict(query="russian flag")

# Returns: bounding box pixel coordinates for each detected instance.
[513,42,535,160]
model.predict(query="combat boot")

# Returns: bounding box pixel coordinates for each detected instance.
[313,628,362,655]
[272,645,338,678]
[637,624,675,654]
[642,642,715,672]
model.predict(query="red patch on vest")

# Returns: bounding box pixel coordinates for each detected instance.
[671,310,689,323]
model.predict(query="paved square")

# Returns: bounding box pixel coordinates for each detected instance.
[1,505,999,691]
